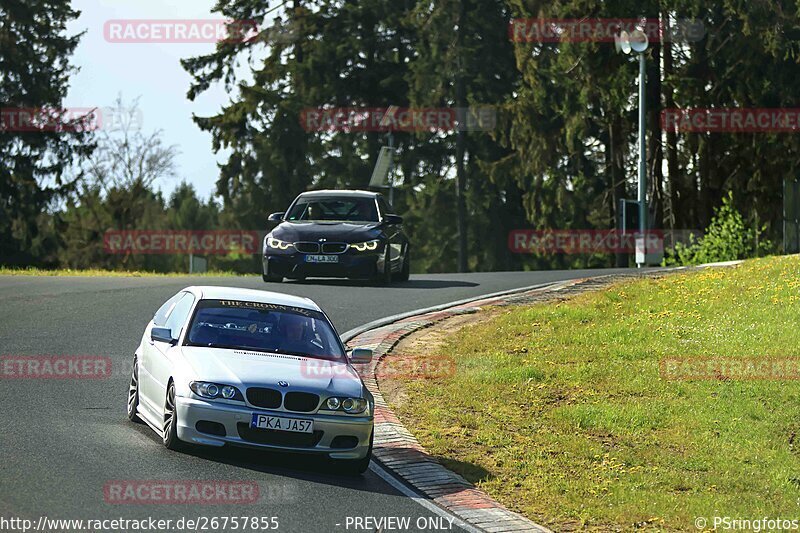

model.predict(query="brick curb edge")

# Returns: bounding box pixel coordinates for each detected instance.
[344,271,669,533]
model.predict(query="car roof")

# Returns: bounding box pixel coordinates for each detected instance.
[298,189,379,199]
[183,286,321,312]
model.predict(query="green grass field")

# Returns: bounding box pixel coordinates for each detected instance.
[384,256,800,530]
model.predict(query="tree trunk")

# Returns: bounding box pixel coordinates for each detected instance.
[646,26,663,229]
[455,0,468,272]
[662,9,680,231]
[610,115,628,267]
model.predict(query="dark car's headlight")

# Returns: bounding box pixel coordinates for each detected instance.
[266,236,293,250]
[190,381,244,401]
[350,240,380,252]
[321,397,369,414]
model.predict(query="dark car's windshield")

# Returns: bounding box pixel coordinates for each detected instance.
[185,299,345,361]
[285,196,379,222]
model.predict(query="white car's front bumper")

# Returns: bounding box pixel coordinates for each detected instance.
[175,396,373,460]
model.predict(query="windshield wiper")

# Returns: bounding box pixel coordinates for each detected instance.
[189,342,342,361]
[201,344,306,357]
[194,342,242,350]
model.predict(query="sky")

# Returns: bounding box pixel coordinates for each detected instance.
[65,0,241,199]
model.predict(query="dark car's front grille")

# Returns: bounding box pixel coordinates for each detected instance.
[283,391,320,412]
[294,242,319,253]
[246,387,282,409]
[237,423,323,448]
[321,242,348,254]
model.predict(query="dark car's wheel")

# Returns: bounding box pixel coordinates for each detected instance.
[378,246,392,284]
[338,431,373,475]
[394,245,410,282]
[262,273,283,283]
[162,381,184,451]
[127,356,142,423]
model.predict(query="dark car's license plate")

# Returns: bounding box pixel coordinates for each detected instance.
[304,255,339,263]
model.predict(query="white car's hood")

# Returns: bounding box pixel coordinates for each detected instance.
[179,346,364,398]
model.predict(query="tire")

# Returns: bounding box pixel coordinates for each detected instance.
[378,246,392,285]
[394,245,410,282]
[162,381,184,451]
[126,356,142,423]
[339,431,373,475]
[262,273,283,283]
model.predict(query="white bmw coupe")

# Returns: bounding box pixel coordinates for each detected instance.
[127,286,375,473]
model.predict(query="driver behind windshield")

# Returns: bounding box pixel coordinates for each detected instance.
[186,300,344,361]
[305,204,320,220]
[278,313,314,354]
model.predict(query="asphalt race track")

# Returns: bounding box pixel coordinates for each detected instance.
[0,269,636,533]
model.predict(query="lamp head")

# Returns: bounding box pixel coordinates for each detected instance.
[629,29,649,53]
[614,30,631,54]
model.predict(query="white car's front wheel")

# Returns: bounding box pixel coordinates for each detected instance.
[126,356,141,423]
[162,381,184,450]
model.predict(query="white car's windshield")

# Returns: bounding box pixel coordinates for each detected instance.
[185,299,345,361]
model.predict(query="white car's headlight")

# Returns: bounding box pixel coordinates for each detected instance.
[321,396,368,414]
[325,397,341,410]
[267,236,293,250]
[190,381,244,401]
[350,240,380,252]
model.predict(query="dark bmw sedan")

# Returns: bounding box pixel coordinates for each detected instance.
[262,190,410,283]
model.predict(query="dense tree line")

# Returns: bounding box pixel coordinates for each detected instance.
[2,0,794,272]
[1,0,93,266]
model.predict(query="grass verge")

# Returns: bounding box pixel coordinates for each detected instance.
[383,256,800,530]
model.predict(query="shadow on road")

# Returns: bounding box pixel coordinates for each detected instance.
[123,421,394,493]
[181,444,400,495]
[283,278,479,289]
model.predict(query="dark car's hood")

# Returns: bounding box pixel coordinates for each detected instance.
[271,221,382,243]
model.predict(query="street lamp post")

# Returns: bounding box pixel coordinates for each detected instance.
[615,29,650,268]
[379,106,400,207]
[636,45,647,268]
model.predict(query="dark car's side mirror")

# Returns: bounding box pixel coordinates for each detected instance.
[268,212,285,223]
[384,214,403,225]
[151,326,177,345]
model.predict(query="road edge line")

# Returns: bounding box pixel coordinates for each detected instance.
[368,461,485,533]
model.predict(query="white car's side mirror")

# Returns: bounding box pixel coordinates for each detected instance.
[151,326,177,345]
[348,348,373,364]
